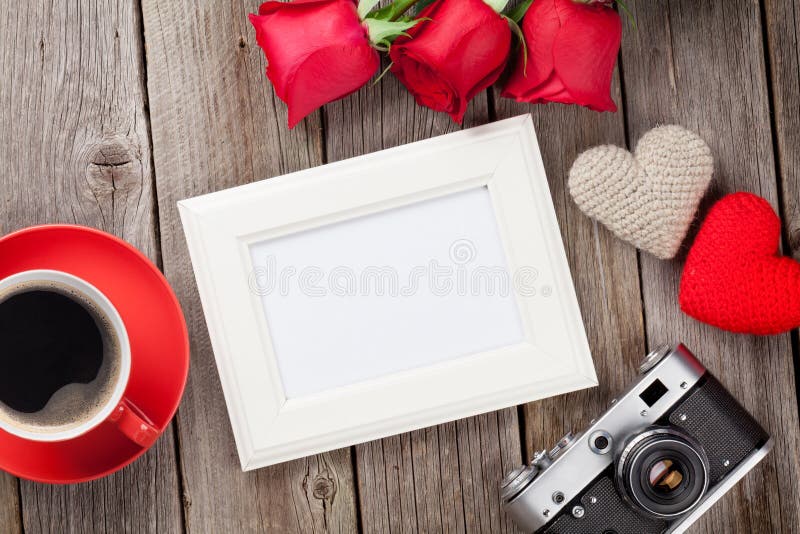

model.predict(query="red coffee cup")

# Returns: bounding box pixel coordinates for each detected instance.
[0,270,159,446]
[0,225,189,483]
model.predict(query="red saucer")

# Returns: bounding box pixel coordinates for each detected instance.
[0,225,189,483]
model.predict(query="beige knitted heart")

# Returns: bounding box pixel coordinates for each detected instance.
[568,125,713,259]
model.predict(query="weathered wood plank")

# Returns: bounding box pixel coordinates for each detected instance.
[621,1,800,532]
[325,65,524,532]
[141,1,358,531]
[764,0,800,257]
[0,473,20,534]
[494,65,648,516]
[0,0,183,532]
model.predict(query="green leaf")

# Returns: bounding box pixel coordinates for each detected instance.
[505,0,534,24]
[504,15,528,77]
[358,0,382,19]
[367,0,422,21]
[364,17,421,48]
[483,0,511,13]
[367,3,395,21]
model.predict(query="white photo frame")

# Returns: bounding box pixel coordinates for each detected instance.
[179,115,596,470]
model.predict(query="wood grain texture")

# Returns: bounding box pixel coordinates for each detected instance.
[324,67,524,533]
[140,1,357,531]
[621,1,800,532]
[0,473,20,534]
[494,71,648,503]
[764,0,800,258]
[0,0,182,532]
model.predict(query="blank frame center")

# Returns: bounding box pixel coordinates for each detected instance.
[249,187,525,398]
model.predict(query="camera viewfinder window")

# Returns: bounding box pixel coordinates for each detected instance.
[640,378,669,407]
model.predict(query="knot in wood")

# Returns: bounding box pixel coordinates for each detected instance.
[311,474,336,501]
[85,135,142,195]
[88,136,138,169]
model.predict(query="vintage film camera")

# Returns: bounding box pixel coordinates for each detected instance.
[500,343,772,534]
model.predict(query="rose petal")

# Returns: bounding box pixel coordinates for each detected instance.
[520,74,576,105]
[449,17,510,98]
[391,50,459,116]
[523,0,562,88]
[251,1,351,96]
[249,0,376,127]
[391,0,509,123]
[501,0,561,99]
[286,44,379,128]
[552,3,621,111]
[257,0,336,16]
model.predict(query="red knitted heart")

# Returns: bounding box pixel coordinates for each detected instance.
[680,192,800,335]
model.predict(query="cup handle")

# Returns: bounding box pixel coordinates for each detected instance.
[109,399,159,447]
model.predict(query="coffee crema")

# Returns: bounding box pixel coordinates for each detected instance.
[0,280,122,434]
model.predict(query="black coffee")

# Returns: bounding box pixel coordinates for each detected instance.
[0,290,103,412]
[0,281,121,433]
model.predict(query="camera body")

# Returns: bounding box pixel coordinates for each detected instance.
[500,343,772,534]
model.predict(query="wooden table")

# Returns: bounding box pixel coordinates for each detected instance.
[1,1,799,532]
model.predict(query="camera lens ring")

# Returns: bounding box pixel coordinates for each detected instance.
[616,427,709,518]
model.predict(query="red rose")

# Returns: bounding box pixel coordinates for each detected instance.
[249,0,380,128]
[502,0,621,112]
[389,0,512,124]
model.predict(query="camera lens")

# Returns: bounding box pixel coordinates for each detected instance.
[648,459,685,495]
[616,427,709,518]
